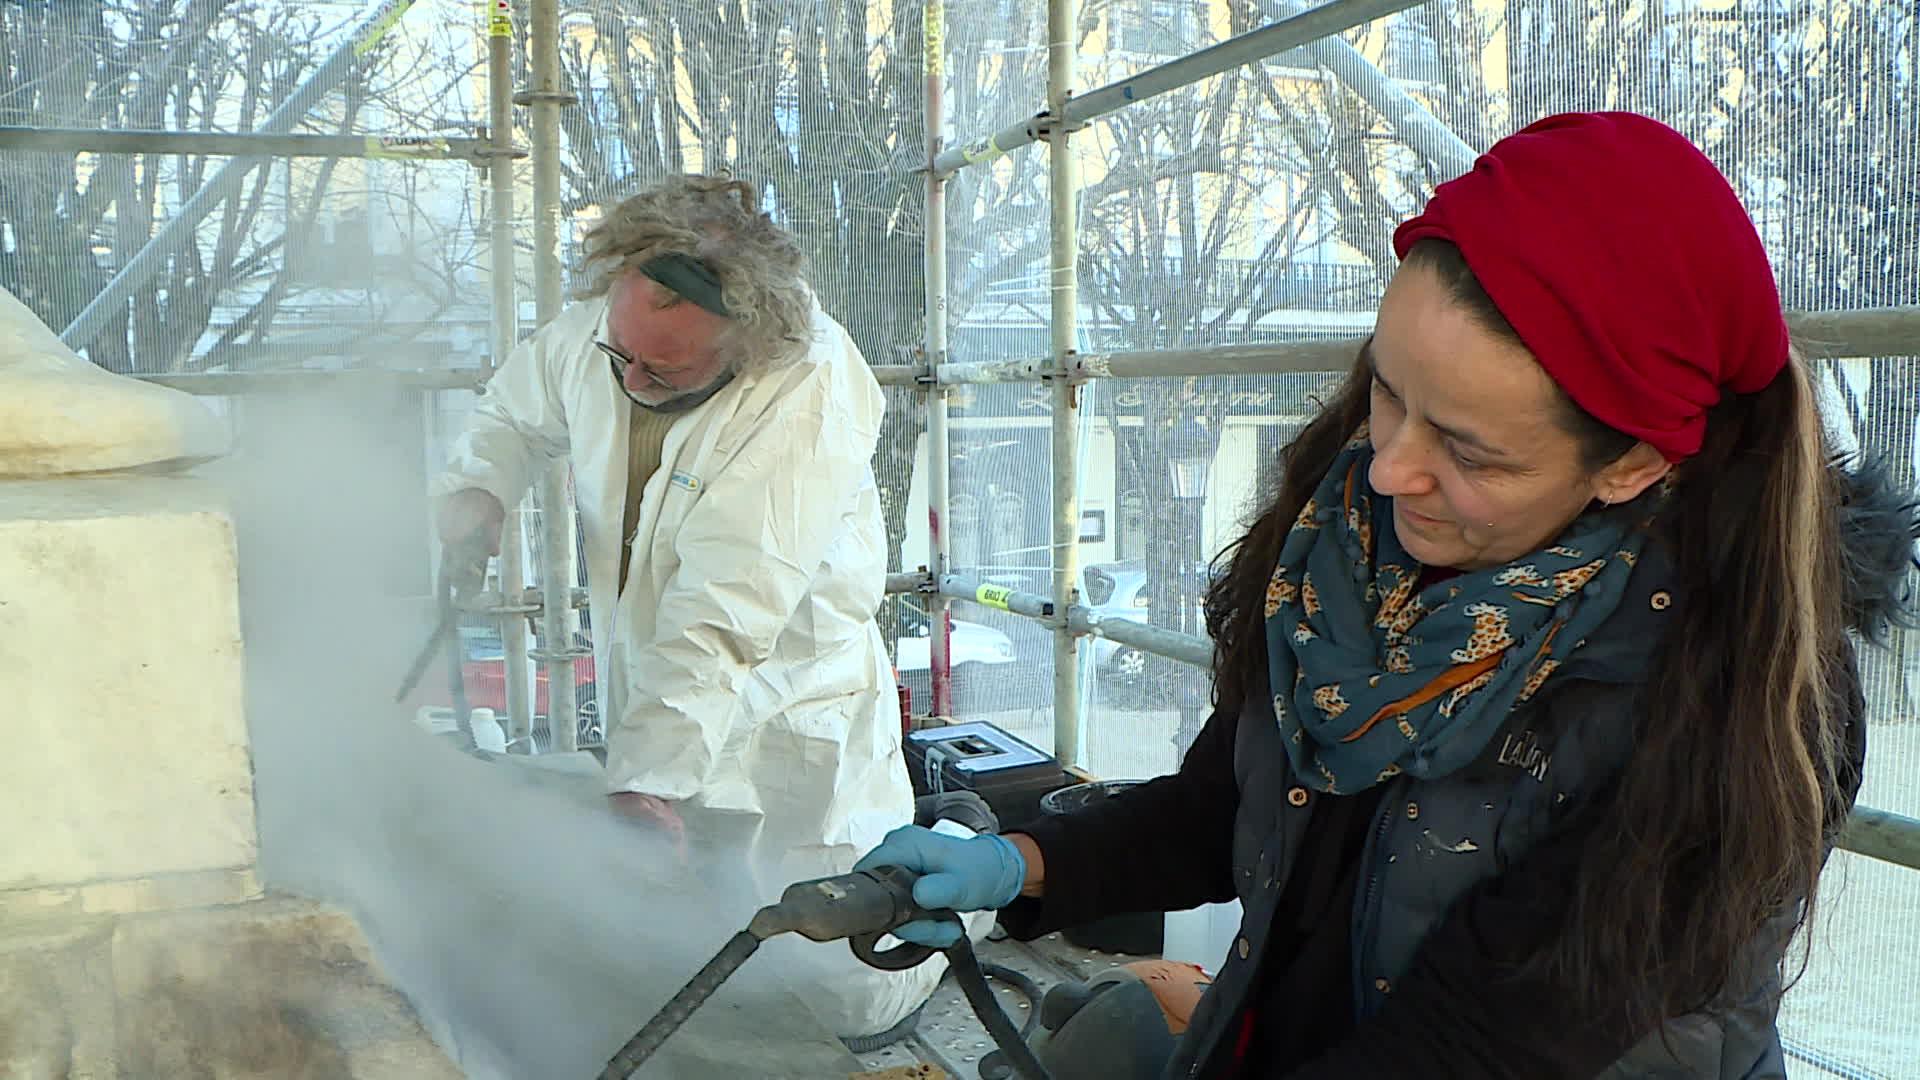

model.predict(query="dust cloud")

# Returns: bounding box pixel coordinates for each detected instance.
[201,382,831,1078]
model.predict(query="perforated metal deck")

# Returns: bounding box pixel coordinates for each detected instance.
[853,929,1141,1078]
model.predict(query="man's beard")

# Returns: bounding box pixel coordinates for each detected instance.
[620,370,735,414]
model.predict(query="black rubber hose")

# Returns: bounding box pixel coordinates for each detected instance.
[975,961,1046,1080]
[601,930,761,1079]
[947,937,1053,1080]
[979,962,1044,1039]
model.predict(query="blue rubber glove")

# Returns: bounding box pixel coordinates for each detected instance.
[854,825,1027,948]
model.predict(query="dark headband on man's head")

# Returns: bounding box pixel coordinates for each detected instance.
[638,252,731,318]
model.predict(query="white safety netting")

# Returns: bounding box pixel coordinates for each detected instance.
[0,1,497,375]
[0,0,1912,1073]
[933,2,1918,1074]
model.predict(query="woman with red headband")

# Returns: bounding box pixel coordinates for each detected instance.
[857,111,1918,1077]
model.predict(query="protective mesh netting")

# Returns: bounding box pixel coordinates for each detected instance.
[932,3,1919,1075]
[1,0,1913,1073]
[0,1,498,375]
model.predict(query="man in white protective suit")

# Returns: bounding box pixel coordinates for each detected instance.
[432,175,956,1047]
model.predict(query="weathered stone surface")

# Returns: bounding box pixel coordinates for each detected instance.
[0,897,461,1079]
[78,868,263,917]
[0,401,455,1078]
[0,284,226,478]
[0,919,117,1079]
[109,897,462,1079]
[0,479,255,895]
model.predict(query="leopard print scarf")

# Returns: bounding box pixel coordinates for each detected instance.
[1263,430,1653,793]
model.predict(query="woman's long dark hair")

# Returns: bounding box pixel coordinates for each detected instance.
[1206,239,1852,1030]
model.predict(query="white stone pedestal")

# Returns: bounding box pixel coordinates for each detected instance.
[0,477,256,911]
[0,477,457,1078]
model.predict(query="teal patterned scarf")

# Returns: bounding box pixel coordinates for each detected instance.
[1264,429,1654,793]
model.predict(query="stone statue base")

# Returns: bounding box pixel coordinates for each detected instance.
[0,286,226,478]
[0,896,462,1079]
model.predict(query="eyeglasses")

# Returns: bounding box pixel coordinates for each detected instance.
[597,340,676,393]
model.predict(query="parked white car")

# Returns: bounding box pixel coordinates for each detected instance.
[1082,562,1151,686]
[1081,561,1214,701]
[893,618,1017,676]
[893,599,1018,713]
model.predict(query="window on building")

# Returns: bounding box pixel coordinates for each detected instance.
[1116,492,1148,562]
[950,494,982,571]
[594,84,635,179]
[1113,430,1149,562]
[988,490,1028,565]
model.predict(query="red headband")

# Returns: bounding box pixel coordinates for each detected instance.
[1392,111,1788,461]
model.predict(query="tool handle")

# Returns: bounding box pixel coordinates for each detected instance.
[847,865,956,970]
[443,535,493,594]
[848,912,959,971]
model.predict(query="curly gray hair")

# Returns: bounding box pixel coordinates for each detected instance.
[577,175,812,374]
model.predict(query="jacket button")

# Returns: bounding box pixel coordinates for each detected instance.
[1650,590,1672,610]
[1375,977,1392,993]
[1406,801,1420,821]
[1237,937,1251,960]
[1287,786,1310,807]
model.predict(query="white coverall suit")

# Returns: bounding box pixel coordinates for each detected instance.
[434,291,942,1038]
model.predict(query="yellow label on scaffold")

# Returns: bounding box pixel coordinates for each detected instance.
[488,0,512,37]
[354,0,412,57]
[365,135,452,159]
[923,4,943,78]
[975,584,1013,610]
[960,135,1003,165]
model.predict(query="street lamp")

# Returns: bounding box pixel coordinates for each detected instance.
[1166,416,1217,761]
[1167,415,1214,503]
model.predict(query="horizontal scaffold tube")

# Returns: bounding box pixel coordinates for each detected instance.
[869,305,1920,388]
[932,0,1422,176]
[893,573,1920,872]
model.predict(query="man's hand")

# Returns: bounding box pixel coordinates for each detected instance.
[436,488,506,556]
[610,792,688,860]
